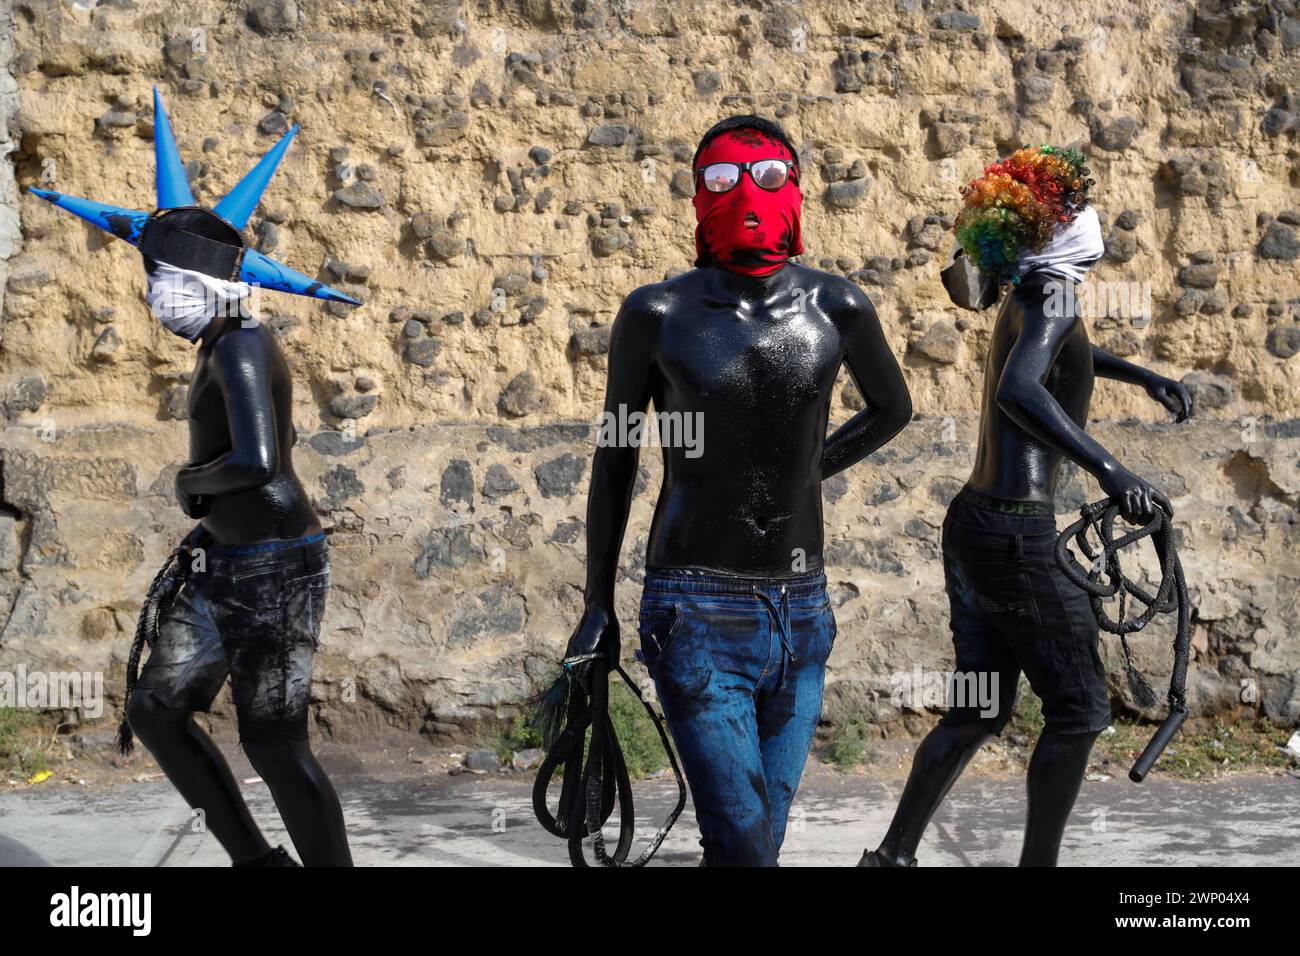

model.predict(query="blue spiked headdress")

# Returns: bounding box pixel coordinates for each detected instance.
[29,88,359,306]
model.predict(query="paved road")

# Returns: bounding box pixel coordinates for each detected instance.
[2,762,1296,866]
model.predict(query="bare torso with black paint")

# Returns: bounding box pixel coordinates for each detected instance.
[180,321,320,546]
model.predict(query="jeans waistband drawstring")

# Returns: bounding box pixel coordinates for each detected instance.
[754,584,796,691]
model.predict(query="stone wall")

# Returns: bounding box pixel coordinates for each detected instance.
[1,0,1298,739]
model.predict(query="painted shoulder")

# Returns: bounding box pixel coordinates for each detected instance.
[790,265,876,319]
[621,273,687,319]
[1009,277,1079,331]
[213,319,277,367]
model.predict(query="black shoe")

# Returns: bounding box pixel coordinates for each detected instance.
[234,845,301,867]
[857,849,917,867]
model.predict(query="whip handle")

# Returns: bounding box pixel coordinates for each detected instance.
[1128,706,1188,782]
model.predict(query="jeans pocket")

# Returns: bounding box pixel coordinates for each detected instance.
[305,576,329,647]
[638,603,683,669]
[285,549,330,585]
[959,567,1042,626]
[641,602,714,701]
[807,602,838,666]
[230,566,286,612]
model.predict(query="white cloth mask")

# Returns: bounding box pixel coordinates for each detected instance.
[1017,205,1105,284]
[144,260,252,341]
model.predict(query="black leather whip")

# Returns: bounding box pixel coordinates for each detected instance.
[532,652,687,866]
[117,543,193,754]
[1055,498,1191,782]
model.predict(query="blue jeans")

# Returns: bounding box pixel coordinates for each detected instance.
[636,567,836,866]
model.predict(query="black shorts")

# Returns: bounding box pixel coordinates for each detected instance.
[938,487,1112,736]
[133,533,330,742]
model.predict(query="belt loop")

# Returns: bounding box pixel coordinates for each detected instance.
[1014,533,1024,560]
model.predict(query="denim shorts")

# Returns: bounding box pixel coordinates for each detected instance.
[637,566,836,866]
[939,488,1112,736]
[134,532,330,742]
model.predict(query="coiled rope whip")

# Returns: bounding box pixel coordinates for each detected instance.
[1055,498,1191,782]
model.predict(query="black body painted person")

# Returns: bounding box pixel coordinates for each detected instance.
[863,147,1192,868]
[562,116,912,865]
[32,90,360,866]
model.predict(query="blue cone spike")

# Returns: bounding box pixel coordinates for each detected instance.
[28,88,360,309]
[213,125,300,229]
[152,87,195,209]
[240,249,361,305]
[28,188,149,245]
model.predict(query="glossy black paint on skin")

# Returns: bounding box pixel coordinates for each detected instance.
[176,318,321,546]
[969,273,1097,502]
[138,306,348,865]
[127,544,353,866]
[870,264,1193,868]
[969,274,1190,515]
[569,262,912,662]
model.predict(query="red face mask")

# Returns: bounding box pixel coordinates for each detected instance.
[692,129,804,276]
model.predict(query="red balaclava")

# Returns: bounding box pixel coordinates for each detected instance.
[692,128,804,276]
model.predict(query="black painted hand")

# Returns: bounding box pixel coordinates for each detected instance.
[1100,464,1171,521]
[175,472,210,519]
[564,603,620,688]
[1144,374,1193,423]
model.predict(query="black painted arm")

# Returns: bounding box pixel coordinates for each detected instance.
[997,307,1118,480]
[562,292,657,665]
[1092,345,1192,422]
[176,330,279,498]
[1091,345,1153,386]
[996,299,1168,516]
[582,293,655,611]
[822,283,913,479]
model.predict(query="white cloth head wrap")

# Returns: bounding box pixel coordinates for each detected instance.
[1017,205,1105,284]
[144,260,251,341]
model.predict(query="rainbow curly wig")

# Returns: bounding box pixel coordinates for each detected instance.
[954,145,1095,283]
